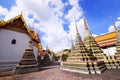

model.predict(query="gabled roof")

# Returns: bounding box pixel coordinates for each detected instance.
[0,14,40,43]
[0,14,30,33]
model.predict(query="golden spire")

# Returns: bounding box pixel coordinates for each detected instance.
[114,24,118,31]
[74,19,83,46]
[71,35,74,49]
[83,16,91,37]
[83,16,88,30]
[75,19,79,34]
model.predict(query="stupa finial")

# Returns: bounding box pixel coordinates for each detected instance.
[83,16,91,37]
[110,16,117,31]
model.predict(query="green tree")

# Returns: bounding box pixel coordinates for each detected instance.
[63,49,71,53]
[62,54,68,61]
[63,49,69,52]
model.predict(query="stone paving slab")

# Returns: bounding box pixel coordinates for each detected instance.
[0,62,120,80]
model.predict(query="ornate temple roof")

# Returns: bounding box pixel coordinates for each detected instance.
[0,14,40,43]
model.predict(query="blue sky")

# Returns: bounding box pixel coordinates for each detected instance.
[80,0,120,34]
[0,0,120,52]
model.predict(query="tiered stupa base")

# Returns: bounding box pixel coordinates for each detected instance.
[112,24,120,68]
[41,54,52,66]
[61,62,90,74]
[14,41,39,74]
[83,34,119,69]
[15,65,39,74]
[61,61,106,74]
[114,53,120,68]
[104,56,120,69]
[115,53,120,61]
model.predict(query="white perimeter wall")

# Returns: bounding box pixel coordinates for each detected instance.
[0,29,30,62]
[102,46,116,56]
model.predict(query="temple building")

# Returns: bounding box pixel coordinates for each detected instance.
[95,31,118,56]
[94,26,120,65]
[0,14,40,72]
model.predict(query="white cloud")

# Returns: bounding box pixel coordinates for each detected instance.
[0,5,8,16]
[117,17,120,20]
[115,20,120,27]
[40,16,70,51]
[68,18,84,40]
[92,34,98,37]
[65,6,83,22]
[69,0,79,7]
[1,0,84,52]
[65,0,83,22]
[16,0,54,22]
[108,18,120,32]
[4,6,22,21]
[108,25,114,32]
[48,0,64,11]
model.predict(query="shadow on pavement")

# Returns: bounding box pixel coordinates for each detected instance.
[0,61,60,77]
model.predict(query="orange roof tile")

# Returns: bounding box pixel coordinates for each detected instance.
[95,31,117,42]
[95,30,120,47]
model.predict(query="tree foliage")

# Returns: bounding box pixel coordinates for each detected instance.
[62,54,68,61]
[63,49,70,53]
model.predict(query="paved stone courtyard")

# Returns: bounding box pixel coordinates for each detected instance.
[0,62,120,80]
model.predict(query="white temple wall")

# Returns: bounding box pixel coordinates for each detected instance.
[0,29,30,62]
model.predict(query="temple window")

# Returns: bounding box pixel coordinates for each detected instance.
[11,39,16,44]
